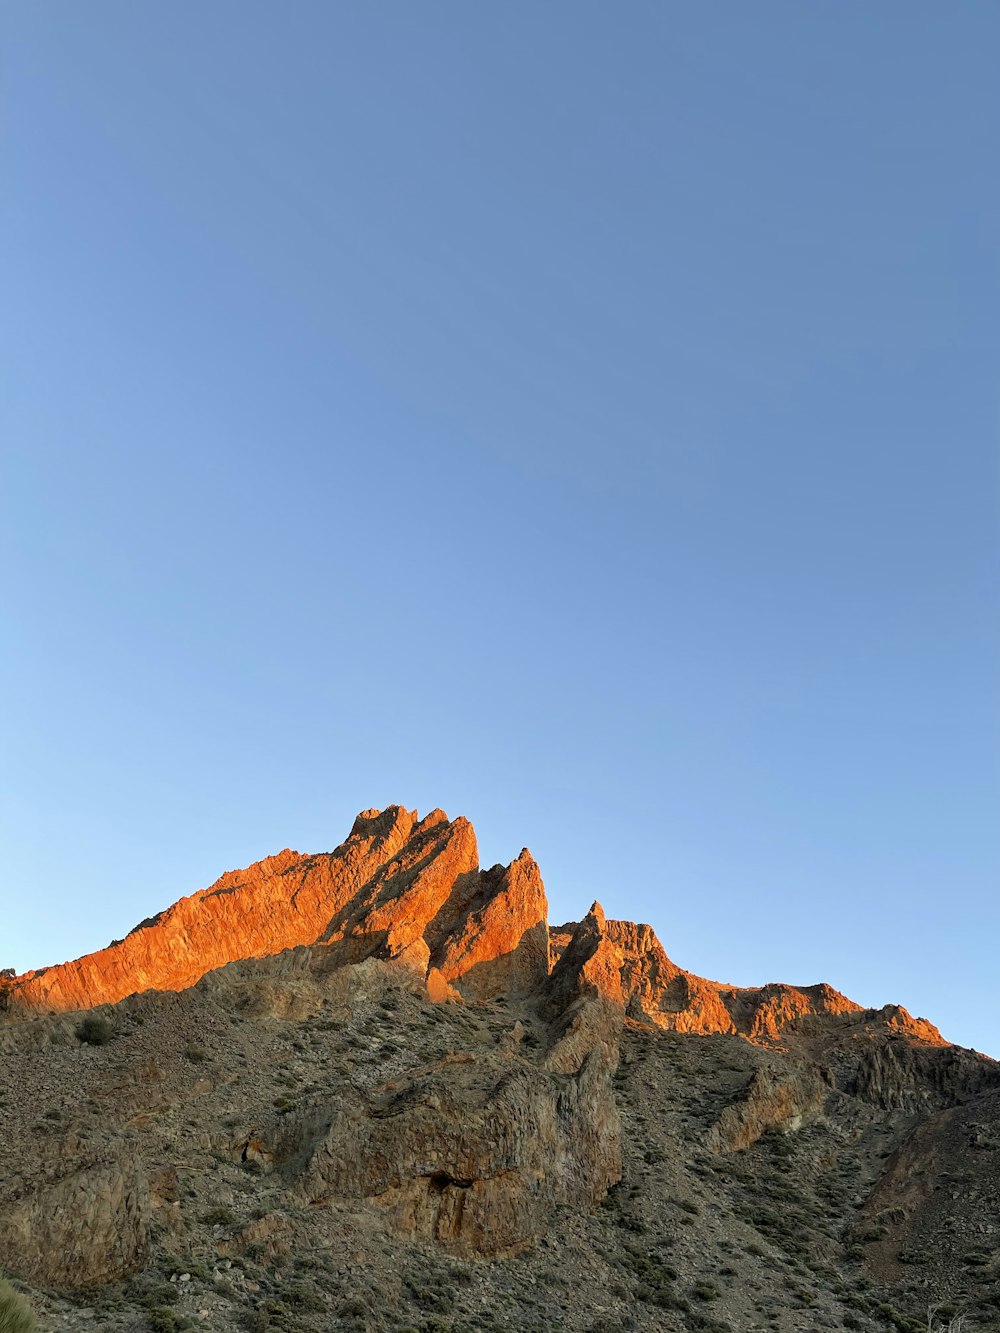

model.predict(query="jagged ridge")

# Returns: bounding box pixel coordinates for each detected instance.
[1,806,997,1328]
[1,806,947,1053]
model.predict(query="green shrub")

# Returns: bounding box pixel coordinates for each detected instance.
[284,1282,324,1312]
[692,1281,721,1301]
[75,1014,113,1046]
[337,1297,369,1318]
[0,1281,35,1333]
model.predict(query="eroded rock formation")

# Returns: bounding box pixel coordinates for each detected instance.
[550,905,943,1051]
[1,803,993,1310]
[1,808,550,1016]
[0,1154,149,1289]
[268,1030,620,1258]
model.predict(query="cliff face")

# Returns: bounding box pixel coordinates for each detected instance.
[0,805,947,1056]
[1,808,550,1016]
[1,806,997,1332]
[549,906,943,1050]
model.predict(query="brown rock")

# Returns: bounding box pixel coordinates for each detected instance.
[1,799,996,1316]
[0,1154,149,1290]
[266,982,620,1258]
[429,850,550,1003]
[547,912,917,1050]
[2,805,425,1013]
[706,1065,829,1152]
[1,809,543,1016]
[1,806,955,1063]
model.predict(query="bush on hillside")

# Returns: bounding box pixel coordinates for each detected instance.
[928,1307,965,1333]
[74,1014,113,1046]
[0,1279,36,1333]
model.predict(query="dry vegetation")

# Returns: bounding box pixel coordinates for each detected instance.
[2,958,998,1333]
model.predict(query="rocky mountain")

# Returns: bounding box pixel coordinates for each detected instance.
[1,806,997,1333]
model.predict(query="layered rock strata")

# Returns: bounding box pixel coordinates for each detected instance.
[265,1007,621,1258]
[0,807,951,1055]
[2,804,996,1304]
[551,909,945,1048]
[1,808,549,1015]
[0,1153,149,1289]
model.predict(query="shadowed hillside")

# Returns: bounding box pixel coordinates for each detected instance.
[2,808,997,1332]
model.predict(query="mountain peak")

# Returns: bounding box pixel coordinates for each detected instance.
[2,805,997,1323]
[0,807,962,1058]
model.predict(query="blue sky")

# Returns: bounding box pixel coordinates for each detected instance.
[2,3,997,1054]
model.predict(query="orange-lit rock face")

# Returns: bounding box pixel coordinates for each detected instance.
[549,910,945,1049]
[1,807,549,1016]
[0,804,951,1056]
[428,850,551,1003]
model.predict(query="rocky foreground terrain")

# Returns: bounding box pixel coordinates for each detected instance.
[1,806,998,1332]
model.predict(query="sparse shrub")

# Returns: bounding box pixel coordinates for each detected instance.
[692,1281,721,1301]
[404,1276,454,1313]
[132,1279,178,1310]
[855,1226,887,1243]
[927,1306,967,1333]
[200,1205,237,1227]
[75,1014,113,1046]
[337,1296,369,1318]
[284,1282,323,1312]
[0,1281,35,1333]
[159,1255,208,1282]
[688,1316,732,1333]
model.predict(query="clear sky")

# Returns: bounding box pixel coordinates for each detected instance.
[2,4,997,1054]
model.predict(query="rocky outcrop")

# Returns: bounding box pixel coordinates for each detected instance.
[543,903,627,1074]
[0,805,962,1065]
[427,850,550,1003]
[269,1036,619,1258]
[220,900,624,1262]
[0,1154,149,1290]
[2,801,999,1323]
[706,1065,829,1152]
[549,911,865,1045]
[839,1030,997,1113]
[1,808,549,1016]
